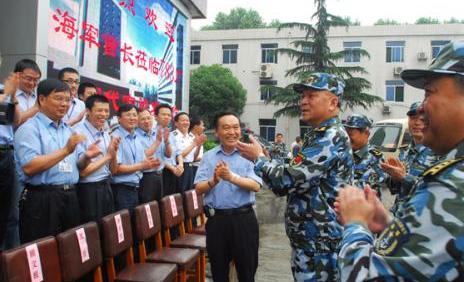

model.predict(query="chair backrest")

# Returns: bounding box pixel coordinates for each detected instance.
[56,222,103,282]
[1,236,62,282]
[101,209,133,258]
[134,201,162,241]
[183,190,204,219]
[160,193,185,229]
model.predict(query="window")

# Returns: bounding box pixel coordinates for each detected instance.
[431,40,450,59]
[386,41,405,62]
[302,46,313,63]
[190,45,201,65]
[259,119,276,141]
[299,120,311,138]
[261,43,278,63]
[259,79,277,101]
[386,80,404,102]
[344,41,361,63]
[222,44,238,64]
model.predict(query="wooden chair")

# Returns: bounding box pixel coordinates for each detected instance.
[56,222,103,282]
[160,194,206,282]
[101,209,177,282]
[1,236,61,281]
[134,201,201,282]
[183,190,206,235]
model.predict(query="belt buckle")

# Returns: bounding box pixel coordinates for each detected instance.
[63,184,71,190]
[206,207,215,217]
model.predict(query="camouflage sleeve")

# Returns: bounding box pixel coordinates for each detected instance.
[255,157,293,196]
[399,174,417,196]
[339,181,464,281]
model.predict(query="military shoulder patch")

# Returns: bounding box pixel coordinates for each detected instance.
[422,157,464,178]
[369,148,383,158]
[375,218,410,256]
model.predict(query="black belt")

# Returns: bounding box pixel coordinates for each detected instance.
[143,171,162,176]
[0,144,14,151]
[26,184,76,191]
[112,183,139,190]
[184,162,194,167]
[204,204,253,218]
[78,179,109,186]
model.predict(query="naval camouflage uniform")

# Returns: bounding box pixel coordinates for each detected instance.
[352,144,386,197]
[338,141,464,282]
[269,142,289,162]
[256,117,353,281]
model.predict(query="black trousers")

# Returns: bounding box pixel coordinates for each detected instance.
[0,148,15,247]
[20,186,80,244]
[206,209,259,282]
[178,163,194,194]
[77,180,114,224]
[162,168,179,196]
[139,171,163,204]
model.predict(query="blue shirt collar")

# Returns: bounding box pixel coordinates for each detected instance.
[216,145,239,156]
[16,89,36,98]
[36,112,66,129]
[84,119,104,137]
[137,127,155,137]
[119,126,136,139]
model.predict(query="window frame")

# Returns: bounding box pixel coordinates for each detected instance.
[222,44,238,64]
[343,41,361,63]
[261,43,278,64]
[259,118,276,142]
[386,41,405,63]
[385,80,405,102]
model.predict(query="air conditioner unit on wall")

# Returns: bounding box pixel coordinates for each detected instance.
[260,64,273,78]
[393,66,403,76]
[382,105,391,114]
[417,51,427,61]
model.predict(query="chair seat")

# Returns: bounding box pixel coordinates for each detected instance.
[146,248,199,270]
[192,225,206,235]
[170,234,206,250]
[115,263,177,282]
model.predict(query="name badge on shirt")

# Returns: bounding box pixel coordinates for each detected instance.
[58,158,73,173]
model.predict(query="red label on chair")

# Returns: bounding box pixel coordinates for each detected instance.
[26,243,43,282]
[144,204,154,229]
[192,190,198,210]
[169,195,178,217]
[115,214,125,243]
[76,228,90,263]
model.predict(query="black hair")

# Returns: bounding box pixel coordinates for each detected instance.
[58,67,79,80]
[78,82,96,97]
[85,94,109,110]
[117,104,138,117]
[37,79,70,105]
[13,59,42,77]
[213,112,240,129]
[295,136,302,142]
[189,116,204,132]
[276,133,283,137]
[155,103,172,115]
[174,111,189,122]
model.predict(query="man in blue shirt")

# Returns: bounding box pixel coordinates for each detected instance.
[195,112,262,282]
[15,78,102,243]
[73,95,120,223]
[0,73,21,249]
[59,67,86,126]
[137,108,171,203]
[111,104,160,212]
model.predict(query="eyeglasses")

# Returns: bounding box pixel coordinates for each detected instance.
[48,95,72,103]
[62,79,80,85]
[21,75,40,83]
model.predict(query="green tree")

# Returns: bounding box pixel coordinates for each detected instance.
[415,17,440,24]
[343,16,361,26]
[374,18,401,25]
[201,8,266,30]
[444,17,464,24]
[189,64,247,127]
[265,0,382,118]
[267,19,282,28]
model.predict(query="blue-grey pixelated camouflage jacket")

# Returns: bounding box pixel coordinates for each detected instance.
[353,144,386,196]
[389,142,443,213]
[338,141,464,282]
[255,117,353,253]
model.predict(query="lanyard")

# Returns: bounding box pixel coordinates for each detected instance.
[84,122,107,149]
[66,100,76,120]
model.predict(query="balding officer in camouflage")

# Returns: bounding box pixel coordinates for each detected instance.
[337,41,464,281]
[237,73,353,281]
[344,114,386,197]
[382,101,443,213]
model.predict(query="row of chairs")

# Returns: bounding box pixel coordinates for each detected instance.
[1,191,207,282]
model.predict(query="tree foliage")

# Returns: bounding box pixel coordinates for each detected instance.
[201,8,283,30]
[189,64,247,128]
[415,17,441,24]
[374,18,401,25]
[266,0,382,118]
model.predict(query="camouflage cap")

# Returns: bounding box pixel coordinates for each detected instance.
[293,73,345,97]
[343,114,373,129]
[406,101,422,116]
[401,41,464,89]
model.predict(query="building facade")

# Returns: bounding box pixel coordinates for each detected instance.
[191,24,464,143]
